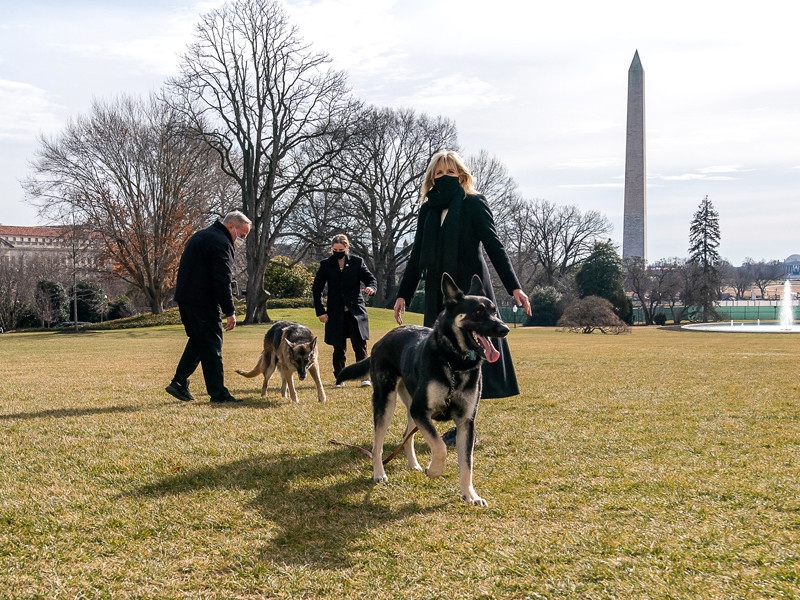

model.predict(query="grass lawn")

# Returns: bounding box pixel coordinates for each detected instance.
[1,309,798,599]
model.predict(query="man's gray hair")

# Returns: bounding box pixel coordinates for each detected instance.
[222,210,252,226]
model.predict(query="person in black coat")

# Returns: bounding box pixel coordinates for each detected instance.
[312,234,378,386]
[393,149,531,399]
[166,210,251,404]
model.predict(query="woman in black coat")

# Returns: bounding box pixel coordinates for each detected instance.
[394,150,531,399]
[312,234,378,386]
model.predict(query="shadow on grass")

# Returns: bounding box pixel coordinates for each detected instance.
[132,448,445,569]
[0,404,142,421]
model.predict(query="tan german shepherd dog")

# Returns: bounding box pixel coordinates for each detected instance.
[236,321,326,403]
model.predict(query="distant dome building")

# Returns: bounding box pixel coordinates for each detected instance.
[784,254,800,280]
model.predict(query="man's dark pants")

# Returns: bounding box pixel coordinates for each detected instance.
[332,311,368,377]
[173,304,229,399]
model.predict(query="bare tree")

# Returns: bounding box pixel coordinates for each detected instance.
[468,150,540,297]
[283,188,353,263]
[525,199,612,287]
[314,107,457,305]
[730,262,755,300]
[167,0,361,323]
[716,259,737,299]
[745,258,785,299]
[0,258,31,330]
[24,95,212,313]
[624,256,653,324]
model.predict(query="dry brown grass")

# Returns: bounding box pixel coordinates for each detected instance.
[0,309,798,598]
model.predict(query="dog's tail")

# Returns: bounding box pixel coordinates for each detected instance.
[235,352,266,378]
[336,358,371,384]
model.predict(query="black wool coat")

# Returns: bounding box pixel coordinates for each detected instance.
[174,220,236,317]
[396,192,522,399]
[312,254,378,346]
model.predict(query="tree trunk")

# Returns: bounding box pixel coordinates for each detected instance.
[244,268,271,324]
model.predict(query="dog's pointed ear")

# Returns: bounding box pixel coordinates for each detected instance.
[441,272,464,306]
[281,329,294,349]
[310,336,317,352]
[468,274,486,297]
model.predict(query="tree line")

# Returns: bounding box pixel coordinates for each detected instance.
[4,0,786,332]
[17,0,611,325]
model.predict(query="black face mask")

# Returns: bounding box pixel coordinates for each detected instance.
[432,175,461,196]
[426,174,462,209]
[332,250,346,260]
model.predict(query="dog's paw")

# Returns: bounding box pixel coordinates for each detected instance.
[426,452,446,478]
[409,463,423,472]
[462,494,488,507]
[373,474,388,484]
[426,463,445,479]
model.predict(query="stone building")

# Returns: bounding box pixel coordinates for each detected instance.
[0,224,100,271]
[784,254,800,280]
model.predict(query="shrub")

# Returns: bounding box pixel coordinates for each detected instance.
[107,295,136,320]
[525,285,562,326]
[558,295,630,334]
[69,279,107,322]
[263,256,315,299]
[35,279,69,327]
[653,313,667,326]
[266,298,314,309]
[15,302,40,329]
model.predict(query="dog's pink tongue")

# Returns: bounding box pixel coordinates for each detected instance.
[477,335,500,363]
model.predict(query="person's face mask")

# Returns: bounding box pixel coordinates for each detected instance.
[233,226,247,250]
[432,174,461,195]
[332,250,346,260]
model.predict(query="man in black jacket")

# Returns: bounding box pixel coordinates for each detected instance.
[166,211,251,403]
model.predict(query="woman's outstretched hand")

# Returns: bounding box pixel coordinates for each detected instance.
[513,288,531,316]
[393,297,406,325]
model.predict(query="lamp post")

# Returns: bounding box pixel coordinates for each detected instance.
[512,303,518,328]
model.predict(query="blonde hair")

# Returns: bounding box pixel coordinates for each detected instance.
[330,234,350,251]
[420,150,477,202]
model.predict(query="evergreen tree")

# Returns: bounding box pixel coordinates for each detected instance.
[34,279,69,327]
[70,279,107,322]
[575,241,633,324]
[687,195,722,322]
[526,285,562,326]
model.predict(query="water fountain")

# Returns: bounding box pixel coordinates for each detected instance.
[779,279,795,330]
[683,280,799,333]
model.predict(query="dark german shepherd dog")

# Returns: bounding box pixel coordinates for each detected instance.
[236,321,326,403]
[336,273,509,506]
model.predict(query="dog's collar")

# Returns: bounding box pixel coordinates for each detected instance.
[442,360,459,410]
[438,333,480,365]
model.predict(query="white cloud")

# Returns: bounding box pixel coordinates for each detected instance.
[697,165,753,174]
[0,78,64,141]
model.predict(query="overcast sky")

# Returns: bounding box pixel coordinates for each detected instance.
[1,0,798,265]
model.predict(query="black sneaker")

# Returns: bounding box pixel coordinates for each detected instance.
[210,394,242,404]
[441,427,457,447]
[441,427,478,447]
[166,382,195,402]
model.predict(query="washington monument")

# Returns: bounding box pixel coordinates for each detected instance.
[623,50,646,263]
